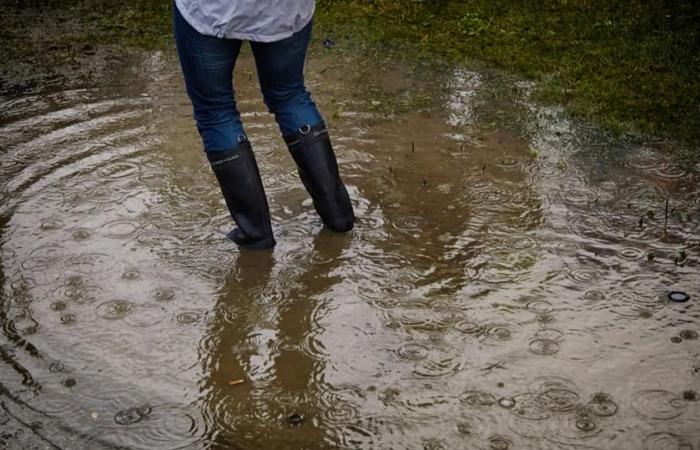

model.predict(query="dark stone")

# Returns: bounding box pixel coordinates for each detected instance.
[287,413,304,428]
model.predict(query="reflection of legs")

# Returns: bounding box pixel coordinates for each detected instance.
[174,8,275,249]
[251,21,355,232]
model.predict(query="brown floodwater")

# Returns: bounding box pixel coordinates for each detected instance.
[1,43,699,450]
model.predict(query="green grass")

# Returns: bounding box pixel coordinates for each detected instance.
[317,0,700,159]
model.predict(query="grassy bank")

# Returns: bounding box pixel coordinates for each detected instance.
[317,0,700,156]
[2,0,699,160]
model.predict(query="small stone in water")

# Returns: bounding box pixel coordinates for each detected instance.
[63,378,76,388]
[670,336,682,343]
[287,413,304,428]
[682,390,697,401]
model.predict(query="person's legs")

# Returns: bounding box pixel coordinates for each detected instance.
[174,5,245,152]
[174,6,275,249]
[250,20,355,232]
[249,20,322,135]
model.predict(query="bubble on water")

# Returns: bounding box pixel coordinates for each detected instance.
[60,313,76,325]
[396,342,430,361]
[153,287,176,302]
[71,228,91,240]
[632,390,689,420]
[51,301,67,311]
[587,393,618,417]
[459,390,497,407]
[114,405,152,425]
[422,438,447,450]
[121,268,141,280]
[48,361,66,373]
[96,300,134,320]
[488,434,512,450]
[498,397,516,409]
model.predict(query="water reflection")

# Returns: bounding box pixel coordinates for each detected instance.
[200,232,350,447]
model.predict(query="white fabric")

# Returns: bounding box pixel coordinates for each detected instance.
[175,0,315,42]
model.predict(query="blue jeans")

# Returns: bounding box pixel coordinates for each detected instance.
[173,6,324,153]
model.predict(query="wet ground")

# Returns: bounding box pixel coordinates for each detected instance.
[1,41,699,450]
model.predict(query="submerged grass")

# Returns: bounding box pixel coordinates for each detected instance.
[1,0,698,162]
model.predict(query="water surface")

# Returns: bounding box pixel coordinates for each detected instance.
[1,45,699,449]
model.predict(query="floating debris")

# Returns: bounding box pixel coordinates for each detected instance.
[668,291,690,303]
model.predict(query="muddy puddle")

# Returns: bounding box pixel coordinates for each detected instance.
[1,41,699,449]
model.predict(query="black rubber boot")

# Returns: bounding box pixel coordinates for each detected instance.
[207,141,276,250]
[284,124,355,232]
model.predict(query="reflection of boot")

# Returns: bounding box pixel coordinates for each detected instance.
[284,124,355,232]
[207,141,276,250]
